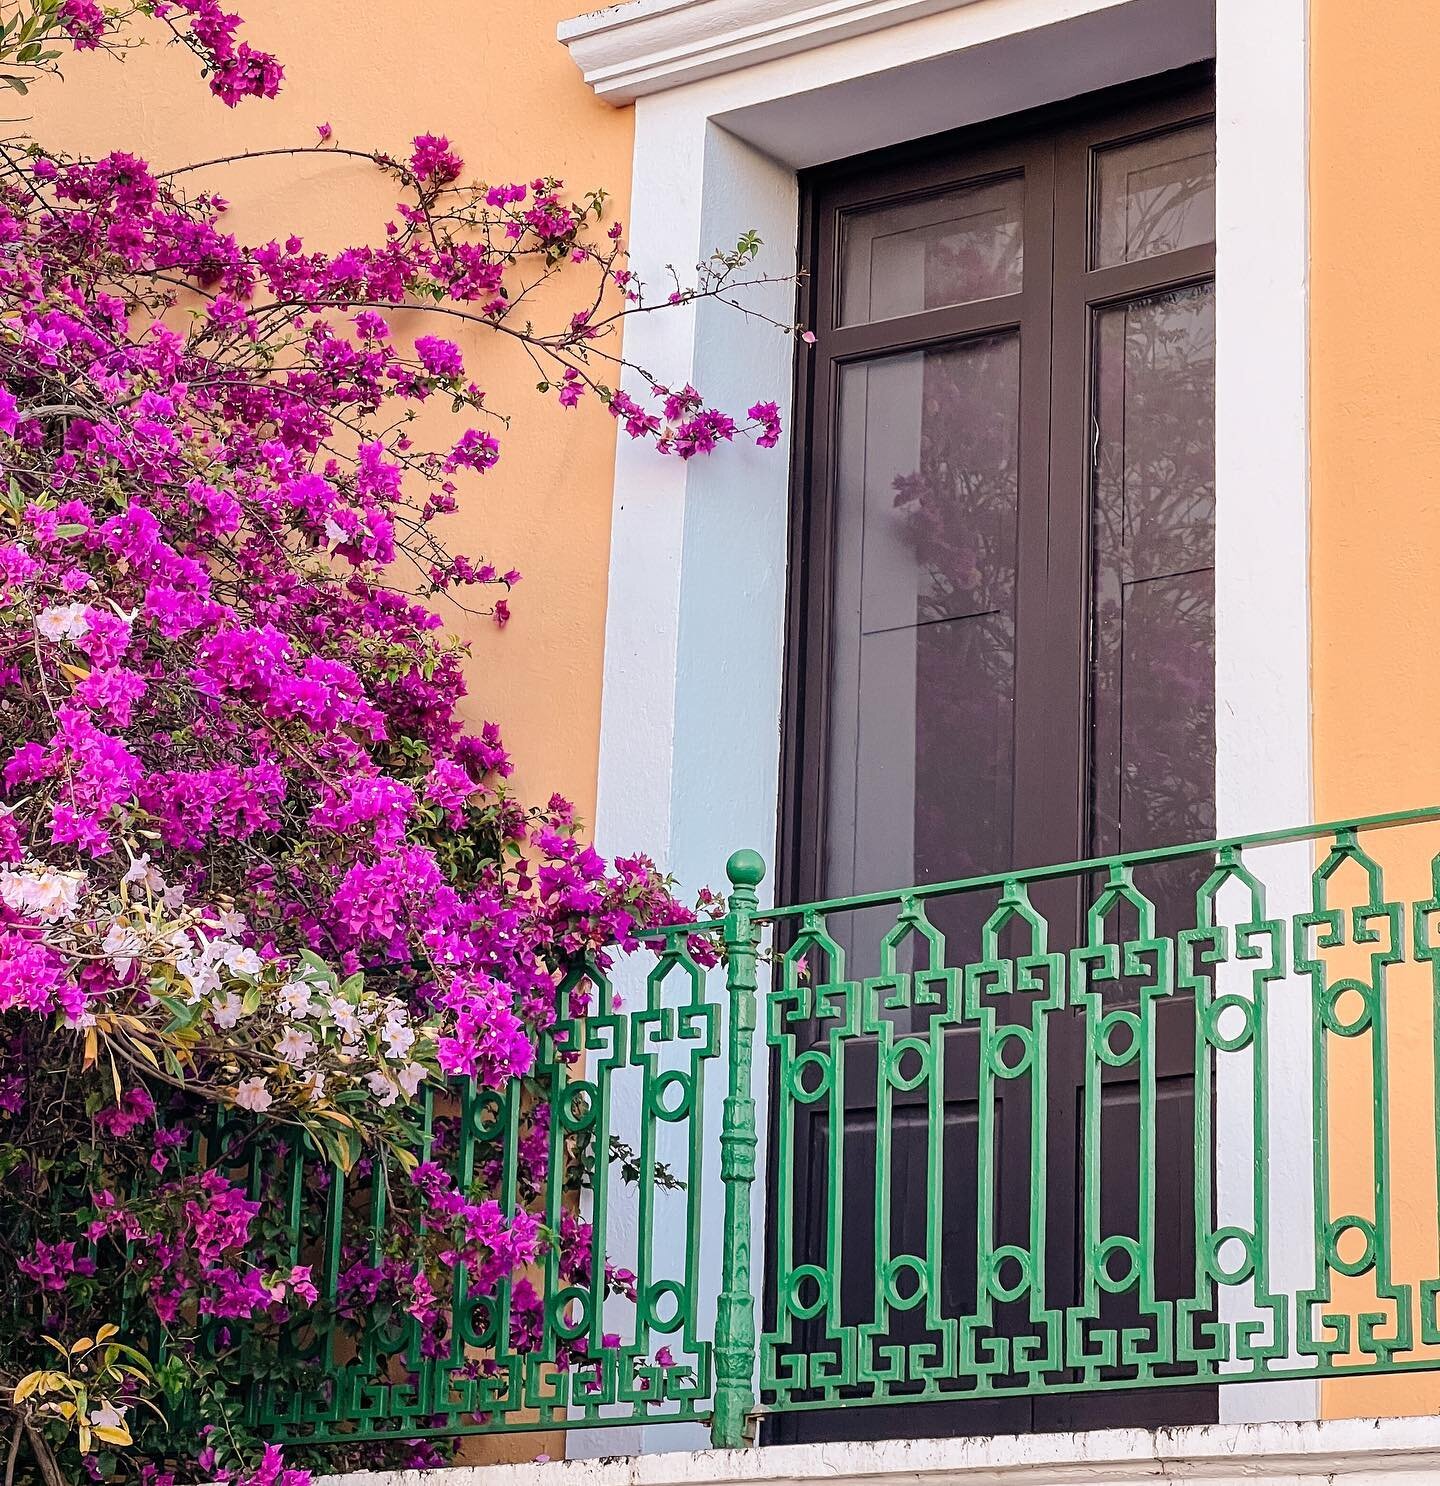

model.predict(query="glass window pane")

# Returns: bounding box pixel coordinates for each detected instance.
[826,334,1020,922]
[1092,121,1215,267]
[1091,282,1215,930]
[838,175,1023,325]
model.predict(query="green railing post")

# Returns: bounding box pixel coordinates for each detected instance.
[711,848,764,1449]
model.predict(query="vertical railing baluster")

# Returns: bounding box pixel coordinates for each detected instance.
[1188,859,1225,1372]
[1417,855,1440,1343]
[540,974,570,1407]
[495,1078,521,1416]
[712,849,764,1448]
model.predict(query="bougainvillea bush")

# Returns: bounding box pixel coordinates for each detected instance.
[0,5,784,1483]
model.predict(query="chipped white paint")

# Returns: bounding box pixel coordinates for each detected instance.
[322,1417,1440,1486]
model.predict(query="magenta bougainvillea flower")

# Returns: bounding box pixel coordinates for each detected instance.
[0,3,787,1482]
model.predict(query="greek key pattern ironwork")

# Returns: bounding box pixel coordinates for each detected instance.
[245,944,723,1443]
[760,811,1440,1415]
[233,809,1440,1444]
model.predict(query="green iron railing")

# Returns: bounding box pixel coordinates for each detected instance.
[232,940,731,1443]
[242,806,1440,1448]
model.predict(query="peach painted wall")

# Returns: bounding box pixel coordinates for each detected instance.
[1311,0,1440,1421]
[30,0,633,834]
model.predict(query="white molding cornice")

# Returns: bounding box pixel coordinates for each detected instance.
[557,0,978,103]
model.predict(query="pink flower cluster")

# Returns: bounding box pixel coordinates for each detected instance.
[53,1,282,104]
[0,138,720,1043]
[1,4,773,1476]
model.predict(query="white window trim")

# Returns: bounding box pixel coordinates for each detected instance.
[562,0,1314,1455]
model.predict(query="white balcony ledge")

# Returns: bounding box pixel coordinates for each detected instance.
[325,1416,1440,1486]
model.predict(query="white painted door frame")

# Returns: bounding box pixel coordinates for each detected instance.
[561,0,1314,1455]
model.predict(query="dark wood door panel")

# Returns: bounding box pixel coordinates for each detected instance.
[768,65,1218,1446]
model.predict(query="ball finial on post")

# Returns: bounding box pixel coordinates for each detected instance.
[726,849,766,890]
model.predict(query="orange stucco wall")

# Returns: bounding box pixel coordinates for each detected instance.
[31,0,632,832]
[1311,0,1440,1420]
[1310,0,1440,822]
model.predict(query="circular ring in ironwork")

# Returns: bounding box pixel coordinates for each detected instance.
[989,1026,1034,1079]
[786,1264,828,1320]
[1095,1235,1142,1293]
[886,1037,931,1091]
[787,1050,832,1104]
[1205,995,1258,1053]
[469,1087,509,1140]
[643,1278,687,1334]
[558,1080,599,1133]
[883,1255,928,1311]
[1096,1009,1141,1067]
[1325,1215,1378,1277]
[1321,980,1374,1038]
[551,1284,592,1341]
[461,1292,500,1349]
[1206,1226,1258,1284]
[649,1069,694,1123]
[987,1245,1033,1302]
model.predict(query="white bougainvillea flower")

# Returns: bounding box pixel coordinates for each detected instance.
[365,1070,399,1107]
[277,979,315,1018]
[274,1026,315,1066]
[100,921,145,980]
[212,907,248,937]
[0,863,87,923]
[234,1075,273,1112]
[121,852,166,894]
[211,992,245,1029]
[178,950,222,1001]
[34,601,90,641]
[222,945,261,976]
[382,1015,415,1060]
[328,997,362,1039]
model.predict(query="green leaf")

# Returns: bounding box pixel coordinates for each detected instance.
[296,948,335,983]
[153,993,197,1028]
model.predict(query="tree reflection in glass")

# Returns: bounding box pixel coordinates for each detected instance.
[1093,122,1215,267]
[1091,282,1216,949]
[838,176,1024,325]
[826,335,1020,973]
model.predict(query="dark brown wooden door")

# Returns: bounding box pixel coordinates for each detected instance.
[769,69,1218,1442]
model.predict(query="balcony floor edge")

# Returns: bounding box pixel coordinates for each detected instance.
[317,1415,1440,1486]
